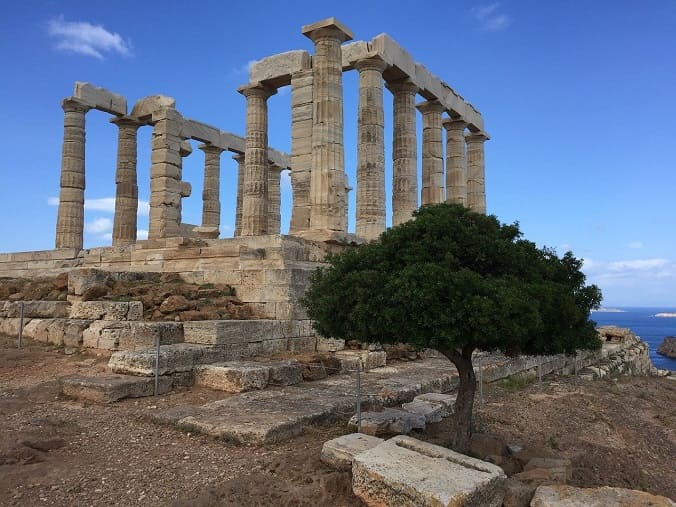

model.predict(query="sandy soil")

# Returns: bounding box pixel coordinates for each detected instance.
[1,335,674,506]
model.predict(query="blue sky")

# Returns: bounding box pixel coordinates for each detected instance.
[1,1,675,306]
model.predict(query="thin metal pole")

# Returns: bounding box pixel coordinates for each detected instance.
[154,335,160,396]
[537,356,542,386]
[17,302,24,349]
[574,352,578,376]
[356,362,361,433]
[478,355,484,406]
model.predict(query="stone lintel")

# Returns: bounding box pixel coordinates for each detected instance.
[302,17,354,42]
[74,81,127,116]
[130,95,176,121]
[182,119,221,145]
[249,50,311,88]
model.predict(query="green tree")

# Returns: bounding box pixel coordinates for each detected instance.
[302,204,602,452]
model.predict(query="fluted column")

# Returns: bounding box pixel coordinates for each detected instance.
[55,98,90,249]
[268,164,282,234]
[233,153,245,237]
[111,117,141,246]
[196,143,224,238]
[386,79,419,226]
[355,56,388,240]
[302,19,353,233]
[466,132,489,214]
[442,117,468,206]
[417,100,445,205]
[289,69,313,234]
[238,83,276,236]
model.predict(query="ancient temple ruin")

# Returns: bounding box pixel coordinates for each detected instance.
[0,17,489,341]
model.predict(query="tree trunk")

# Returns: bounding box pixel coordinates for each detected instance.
[439,345,476,453]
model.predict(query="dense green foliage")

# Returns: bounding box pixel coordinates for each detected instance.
[303,204,602,357]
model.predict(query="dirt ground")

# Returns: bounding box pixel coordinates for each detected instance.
[1,335,674,506]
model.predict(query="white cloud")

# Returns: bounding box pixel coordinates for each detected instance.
[84,217,113,234]
[47,196,59,206]
[137,229,148,240]
[137,200,150,217]
[584,257,676,285]
[47,16,132,59]
[607,258,670,272]
[627,241,644,249]
[472,3,512,31]
[233,59,257,76]
[49,196,149,217]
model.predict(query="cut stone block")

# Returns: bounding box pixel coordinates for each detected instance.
[530,485,675,507]
[83,321,183,350]
[249,50,311,86]
[401,399,444,423]
[413,392,456,416]
[193,363,269,393]
[320,433,383,471]
[316,337,345,352]
[109,343,240,376]
[67,268,111,297]
[264,360,303,386]
[60,374,171,403]
[348,408,425,436]
[74,82,126,115]
[335,350,386,372]
[70,301,143,321]
[1,300,69,318]
[524,458,572,483]
[184,320,276,345]
[352,435,506,507]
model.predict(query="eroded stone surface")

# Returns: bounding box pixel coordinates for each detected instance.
[530,485,675,507]
[194,363,270,392]
[70,301,143,321]
[348,408,426,436]
[400,399,444,423]
[60,374,171,403]
[320,433,383,471]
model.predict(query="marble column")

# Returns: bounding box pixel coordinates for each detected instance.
[355,56,388,241]
[442,117,468,206]
[233,153,245,237]
[268,164,282,234]
[111,117,141,246]
[417,100,445,205]
[466,132,489,214]
[289,69,313,234]
[302,19,353,233]
[385,79,419,226]
[238,83,276,236]
[196,143,224,238]
[55,98,90,250]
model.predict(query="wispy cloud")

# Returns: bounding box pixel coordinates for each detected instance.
[583,257,676,284]
[47,16,132,59]
[48,196,149,217]
[84,217,113,234]
[627,241,645,249]
[232,59,257,76]
[472,3,511,32]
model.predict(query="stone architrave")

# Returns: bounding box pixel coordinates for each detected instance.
[466,132,489,214]
[111,116,142,246]
[417,100,445,205]
[55,98,90,250]
[443,117,468,206]
[233,153,245,236]
[355,56,388,241]
[238,83,276,236]
[197,143,224,238]
[148,107,184,239]
[289,69,314,234]
[386,80,419,226]
[268,164,282,234]
[302,18,354,234]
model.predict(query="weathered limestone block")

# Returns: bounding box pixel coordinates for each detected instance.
[74,82,126,115]
[130,94,176,120]
[193,363,269,392]
[70,301,143,321]
[184,320,275,345]
[413,392,456,417]
[335,350,387,371]
[249,50,311,86]
[401,399,444,423]
[46,319,92,346]
[352,435,506,507]
[83,321,183,350]
[348,408,425,436]
[109,343,237,376]
[317,337,346,352]
[264,360,303,386]
[320,433,383,471]
[61,374,172,403]
[2,301,69,318]
[0,318,26,337]
[530,485,675,507]
[68,268,111,297]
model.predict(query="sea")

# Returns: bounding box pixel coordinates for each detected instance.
[591,307,676,371]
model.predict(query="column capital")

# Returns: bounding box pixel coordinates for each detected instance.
[302,17,353,43]
[385,79,419,96]
[237,82,277,99]
[198,143,224,155]
[442,117,468,131]
[110,116,143,129]
[61,98,90,114]
[466,132,490,143]
[354,55,388,73]
[416,100,444,115]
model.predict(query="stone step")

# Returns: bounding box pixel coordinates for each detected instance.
[321,433,384,471]
[69,301,143,321]
[109,343,243,376]
[0,300,69,319]
[83,321,183,350]
[334,350,387,371]
[194,360,303,393]
[60,374,172,403]
[348,408,426,436]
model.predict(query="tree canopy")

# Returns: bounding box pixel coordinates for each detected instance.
[302,204,602,450]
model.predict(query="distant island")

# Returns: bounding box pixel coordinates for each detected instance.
[655,313,676,318]
[592,307,626,313]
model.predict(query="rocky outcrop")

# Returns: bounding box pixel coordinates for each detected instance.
[657,336,676,359]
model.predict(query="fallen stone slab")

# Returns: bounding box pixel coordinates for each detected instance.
[320,433,383,471]
[194,363,270,392]
[413,392,456,416]
[400,399,444,423]
[60,374,172,403]
[348,408,426,436]
[109,343,243,376]
[352,435,506,507]
[530,485,675,507]
[70,301,143,321]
